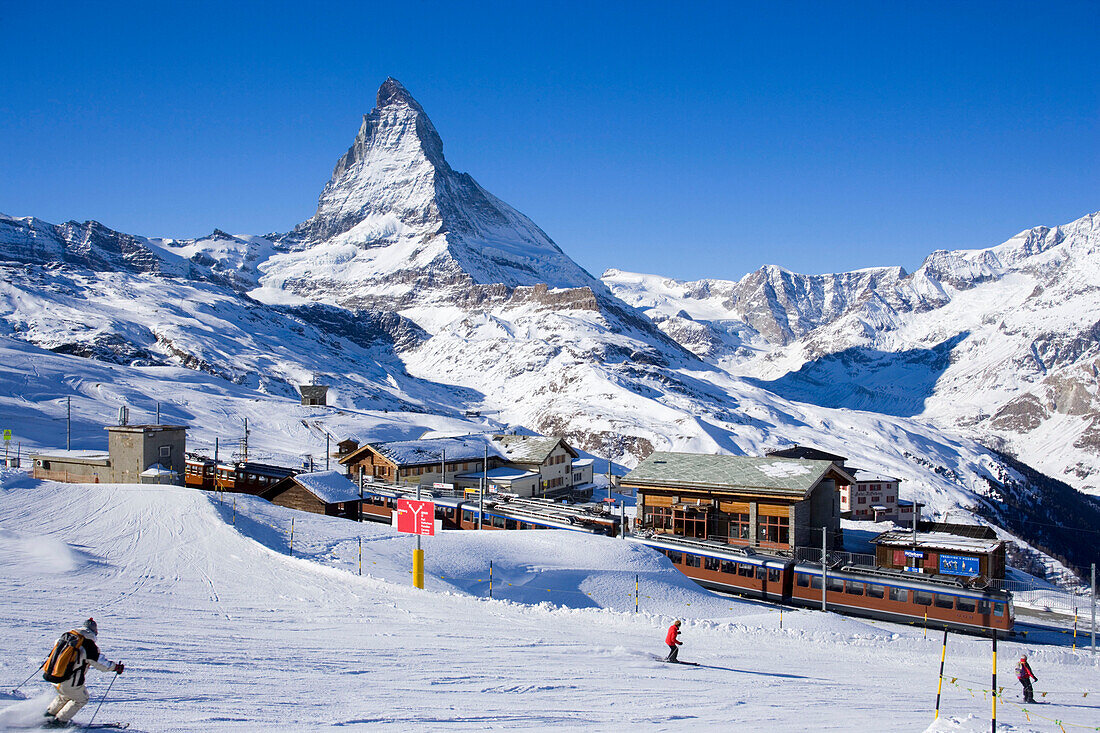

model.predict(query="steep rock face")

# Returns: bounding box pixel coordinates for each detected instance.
[267,78,599,306]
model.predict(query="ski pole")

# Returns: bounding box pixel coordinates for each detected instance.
[86,670,118,728]
[11,661,44,694]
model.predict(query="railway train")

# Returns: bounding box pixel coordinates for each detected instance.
[632,533,1015,634]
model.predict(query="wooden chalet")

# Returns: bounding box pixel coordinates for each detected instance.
[261,470,362,519]
[623,452,853,552]
[339,436,498,486]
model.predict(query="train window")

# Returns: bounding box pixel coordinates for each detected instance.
[704,556,721,572]
[993,603,1004,617]
[768,568,782,583]
[492,515,506,528]
[914,591,933,606]
[889,587,908,603]
[737,564,753,577]
[867,584,885,599]
[505,519,517,530]
[462,510,474,523]
[721,561,737,574]
[846,581,864,596]
[668,552,682,564]
[796,573,810,588]
[755,566,766,580]
[810,575,822,590]
[827,577,844,593]
[685,555,701,568]
[934,594,954,610]
[977,600,991,615]
[957,597,976,613]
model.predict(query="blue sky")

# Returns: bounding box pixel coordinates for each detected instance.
[2,1,1097,281]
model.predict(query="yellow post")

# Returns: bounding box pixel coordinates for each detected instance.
[935,628,948,719]
[413,548,425,589]
[1073,609,1078,650]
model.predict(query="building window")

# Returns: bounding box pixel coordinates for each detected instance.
[159,445,171,458]
[756,515,790,546]
[857,496,867,504]
[643,506,672,530]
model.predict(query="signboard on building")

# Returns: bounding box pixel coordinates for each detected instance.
[433,482,454,490]
[396,499,435,536]
[904,550,924,559]
[938,553,980,577]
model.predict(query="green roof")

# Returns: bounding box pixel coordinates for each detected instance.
[622,452,846,497]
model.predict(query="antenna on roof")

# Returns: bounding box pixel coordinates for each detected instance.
[118,405,129,427]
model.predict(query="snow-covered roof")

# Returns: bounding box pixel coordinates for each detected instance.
[456,467,539,482]
[874,530,1003,553]
[623,452,850,497]
[491,435,574,464]
[849,468,900,484]
[291,471,362,504]
[31,450,110,463]
[572,458,594,468]
[351,435,503,466]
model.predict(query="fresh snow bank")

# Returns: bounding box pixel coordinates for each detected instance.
[2,477,1098,731]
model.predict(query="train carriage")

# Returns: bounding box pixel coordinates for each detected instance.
[632,534,1014,634]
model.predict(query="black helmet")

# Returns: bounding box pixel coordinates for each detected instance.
[81,618,98,636]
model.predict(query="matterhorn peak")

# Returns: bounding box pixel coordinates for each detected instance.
[376,77,420,110]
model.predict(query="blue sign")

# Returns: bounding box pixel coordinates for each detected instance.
[939,554,980,577]
[904,550,924,558]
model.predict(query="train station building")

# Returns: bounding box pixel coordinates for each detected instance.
[623,452,853,551]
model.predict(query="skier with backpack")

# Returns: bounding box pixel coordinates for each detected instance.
[41,618,124,727]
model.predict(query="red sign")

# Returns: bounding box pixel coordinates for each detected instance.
[396,499,435,536]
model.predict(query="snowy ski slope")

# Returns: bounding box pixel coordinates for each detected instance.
[2,474,1098,731]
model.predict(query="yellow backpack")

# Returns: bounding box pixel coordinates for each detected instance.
[43,631,84,683]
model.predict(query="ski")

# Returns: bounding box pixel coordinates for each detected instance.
[79,724,130,730]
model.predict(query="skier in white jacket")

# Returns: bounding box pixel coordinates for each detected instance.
[43,618,124,727]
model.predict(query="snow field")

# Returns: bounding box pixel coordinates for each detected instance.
[2,476,1098,731]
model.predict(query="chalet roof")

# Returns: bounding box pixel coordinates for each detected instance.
[765,446,847,464]
[343,435,503,467]
[848,468,901,484]
[491,435,577,464]
[285,471,361,504]
[623,452,853,498]
[874,530,1003,554]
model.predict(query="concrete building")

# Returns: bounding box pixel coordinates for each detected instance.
[842,469,902,520]
[106,425,187,484]
[31,450,111,483]
[624,452,853,551]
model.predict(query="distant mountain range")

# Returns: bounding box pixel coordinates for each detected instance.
[2,78,1097,578]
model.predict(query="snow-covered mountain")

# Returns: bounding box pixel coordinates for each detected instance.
[604,212,1100,496]
[2,78,1097,578]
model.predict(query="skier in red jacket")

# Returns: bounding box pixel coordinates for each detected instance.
[1015,655,1038,704]
[665,620,683,662]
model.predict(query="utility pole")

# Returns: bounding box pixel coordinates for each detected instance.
[242,418,249,463]
[326,433,330,471]
[480,445,487,530]
[821,526,828,612]
[156,402,160,425]
[1092,563,1096,654]
[66,396,71,450]
[440,448,446,488]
